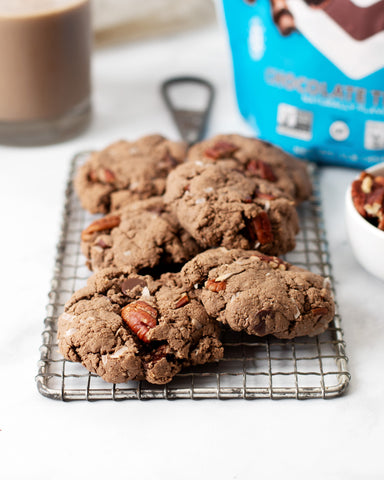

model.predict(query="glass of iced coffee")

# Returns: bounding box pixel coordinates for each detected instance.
[0,0,91,146]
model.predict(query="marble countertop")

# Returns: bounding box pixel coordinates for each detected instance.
[1,23,383,480]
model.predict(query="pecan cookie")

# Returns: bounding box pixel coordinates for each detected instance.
[181,248,335,339]
[58,267,223,384]
[81,197,200,273]
[74,134,187,214]
[187,134,311,203]
[164,161,299,255]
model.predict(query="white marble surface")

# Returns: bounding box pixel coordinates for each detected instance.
[0,23,383,480]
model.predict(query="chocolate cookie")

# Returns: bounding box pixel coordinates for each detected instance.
[187,134,311,203]
[74,134,187,214]
[81,197,200,273]
[181,248,334,339]
[164,161,299,255]
[58,267,223,384]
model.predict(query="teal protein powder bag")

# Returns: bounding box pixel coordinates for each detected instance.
[221,0,384,168]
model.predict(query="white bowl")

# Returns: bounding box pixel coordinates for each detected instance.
[345,162,384,281]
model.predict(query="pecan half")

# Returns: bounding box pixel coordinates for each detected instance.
[247,212,274,245]
[121,301,158,343]
[206,279,227,292]
[204,141,238,160]
[246,159,277,182]
[175,293,190,309]
[81,215,120,242]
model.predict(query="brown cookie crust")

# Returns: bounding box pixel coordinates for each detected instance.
[164,161,299,255]
[81,197,200,273]
[181,249,335,339]
[58,267,223,384]
[74,134,187,214]
[187,134,312,203]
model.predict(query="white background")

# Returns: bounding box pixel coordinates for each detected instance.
[0,23,383,480]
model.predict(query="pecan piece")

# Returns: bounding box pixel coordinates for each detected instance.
[246,159,277,182]
[351,180,366,217]
[101,168,116,184]
[253,188,277,200]
[146,344,169,365]
[247,212,274,245]
[311,306,329,317]
[204,141,238,160]
[250,253,287,270]
[81,215,120,242]
[206,279,227,292]
[121,301,158,343]
[175,293,190,309]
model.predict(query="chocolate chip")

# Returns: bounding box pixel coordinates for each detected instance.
[121,278,147,294]
[252,310,273,336]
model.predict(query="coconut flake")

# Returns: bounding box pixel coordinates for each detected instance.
[254,241,261,249]
[101,355,108,366]
[110,346,129,359]
[229,292,240,303]
[123,250,132,256]
[195,160,204,166]
[195,197,206,205]
[264,201,270,212]
[192,319,203,330]
[204,187,214,194]
[141,286,151,298]
[129,181,139,191]
[194,283,200,290]
[215,269,244,282]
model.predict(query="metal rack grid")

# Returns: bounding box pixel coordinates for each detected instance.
[36,152,350,400]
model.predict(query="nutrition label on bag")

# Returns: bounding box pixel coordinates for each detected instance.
[277,104,313,141]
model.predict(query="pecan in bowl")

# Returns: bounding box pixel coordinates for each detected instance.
[346,163,384,281]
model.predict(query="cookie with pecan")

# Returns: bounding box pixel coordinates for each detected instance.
[187,134,311,203]
[164,161,299,255]
[181,248,335,339]
[74,134,187,214]
[58,267,223,385]
[81,197,200,273]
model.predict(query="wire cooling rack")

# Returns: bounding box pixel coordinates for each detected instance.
[36,152,350,400]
